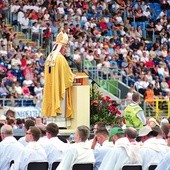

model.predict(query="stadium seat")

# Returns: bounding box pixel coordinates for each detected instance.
[27,162,48,170]
[122,164,142,170]
[148,164,157,170]
[51,162,60,170]
[72,163,93,170]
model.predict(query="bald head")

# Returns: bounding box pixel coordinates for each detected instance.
[125,127,138,140]
[1,124,13,140]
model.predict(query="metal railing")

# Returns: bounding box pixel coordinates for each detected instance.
[0,98,34,107]
[85,66,121,98]
[144,99,170,118]
[120,98,170,119]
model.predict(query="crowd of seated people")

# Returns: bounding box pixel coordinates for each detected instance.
[0,0,169,108]
[0,115,170,169]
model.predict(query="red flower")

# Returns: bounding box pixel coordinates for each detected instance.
[116,110,122,115]
[106,96,111,102]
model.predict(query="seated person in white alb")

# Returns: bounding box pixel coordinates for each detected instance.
[99,127,142,170]
[19,126,47,170]
[139,126,170,170]
[56,125,95,170]
[18,119,35,147]
[0,125,24,170]
[39,123,68,168]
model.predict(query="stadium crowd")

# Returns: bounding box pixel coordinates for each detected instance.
[0,0,169,107]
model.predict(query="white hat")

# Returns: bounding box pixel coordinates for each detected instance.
[46,30,69,67]
[138,126,153,137]
[161,118,169,126]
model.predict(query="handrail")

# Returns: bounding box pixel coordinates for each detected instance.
[107,81,121,99]
[86,66,121,98]
[0,98,34,107]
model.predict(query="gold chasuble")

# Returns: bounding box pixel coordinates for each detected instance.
[42,31,74,118]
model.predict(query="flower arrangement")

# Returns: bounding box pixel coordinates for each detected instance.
[90,86,124,126]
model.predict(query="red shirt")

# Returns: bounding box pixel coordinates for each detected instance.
[145,61,154,68]
[99,21,108,30]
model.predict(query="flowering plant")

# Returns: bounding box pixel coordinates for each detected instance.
[90,86,124,126]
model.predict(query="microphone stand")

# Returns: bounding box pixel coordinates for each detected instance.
[65,55,100,88]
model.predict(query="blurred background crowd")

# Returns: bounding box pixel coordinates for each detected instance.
[0,0,169,109]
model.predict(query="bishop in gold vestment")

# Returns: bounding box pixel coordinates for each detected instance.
[42,31,74,118]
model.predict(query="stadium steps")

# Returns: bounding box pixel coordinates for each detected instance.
[6,24,45,53]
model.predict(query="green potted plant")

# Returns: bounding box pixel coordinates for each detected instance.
[90,86,124,126]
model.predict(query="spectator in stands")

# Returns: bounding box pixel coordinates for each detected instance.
[0,124,24,170]
[20,12,29,34]
[0,82,9,98]
[22,82,33,98]
[34,82,43,110]
[31,22,40,40]
[161,78,170,93]
[14,81,23,98]
[11,54,21,70]
[144,84,155,104]
[56,125,95,170]
[43,22,51,48]
[73,48,82,72]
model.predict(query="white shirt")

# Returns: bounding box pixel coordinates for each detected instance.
[32,25,40,33]
[50,137,69,152]
[57,7,65,14]
[86,54,94,61]
[20,17,29,29]
[38,136,63,167]
[11,58,21,68]
[140,138,170,170]
[18,136,28,147]
[99,137,142,170]
[73,54,81,60]
[19,141,47,170]
[17,11,24,24]
[0,136,24,170]
[15,85,23,95]
[158,67,164,76]
[34,86,43,98]
[56,142,95,170]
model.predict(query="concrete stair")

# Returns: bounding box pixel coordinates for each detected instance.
[6,24,45,54]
